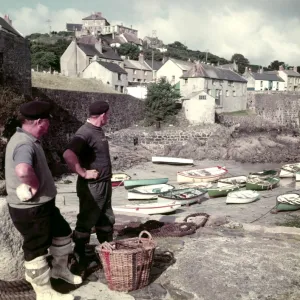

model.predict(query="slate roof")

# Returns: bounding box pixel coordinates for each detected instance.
[251,72,284,82]
[181,63,247,83]
[101,34,126,45]
[77,43,122,61]
[83,13,106,21]
[169,58,194,71]
[0,17,22,37]
[122,32,142,45]
[144,59,163,71]
[66,23,82,31]
[96,61,127,74]
[124,59,151,71]
[283,70,300,77]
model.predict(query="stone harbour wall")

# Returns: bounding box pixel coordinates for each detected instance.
[0,30,31,95]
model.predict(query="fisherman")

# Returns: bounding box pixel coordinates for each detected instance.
[5,101,82,300]
[63,100,114,276]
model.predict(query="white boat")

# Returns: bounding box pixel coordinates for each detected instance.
[179,182,213,189]
[127,184,175,200]
[157,188,207,206]
[217,175,248,187]
[152,156,194,165]
[280,163,300,178]
[296,172,300,182]
[226,190,260,204]
[277,193,300,205]
[112,200,181,215]
[177,166,228,183]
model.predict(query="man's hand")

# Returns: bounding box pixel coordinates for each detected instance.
[16,184,33,202]
[83,169,99,179]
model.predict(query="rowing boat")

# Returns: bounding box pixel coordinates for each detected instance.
[246,176,280,190]
[276,193,300,211]
[111,173,131,187]
[226,190,260,204]
[127,184,175,200]
[124,178,168,190]
[157,188,207,205]
[207,184,240,198]
[112,200,181,215]
[248,170,278,178]
[152,156,194,165]
[177,166,228,183]
[217,175,247,187]
[280,163,300,178]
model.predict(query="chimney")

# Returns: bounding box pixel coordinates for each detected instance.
[245,67,248,72]
[139,52,144,64]
[96,12,102,17]
[162,56,168,64]
[259,68,263,74]
[279,65,284,71]
[92,55,98,62]
[95,37,102,54]
[294,66,298,72]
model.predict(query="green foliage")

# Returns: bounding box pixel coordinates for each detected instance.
[117,43,140,60]
[143,48,164,61]
[268,60,285,71]
[145,78,181,128]
[31,51,59,71]
[231,53,250,74]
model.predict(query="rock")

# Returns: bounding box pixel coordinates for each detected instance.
[0,180,6,196]
[223,221,243,229]
[0,198,24,280]
[205,215,229,227]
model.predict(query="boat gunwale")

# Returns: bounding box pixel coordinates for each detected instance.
[118,201,180,210]
[157,188,207,201]
[128,184,175,195]
[177,166,228,179]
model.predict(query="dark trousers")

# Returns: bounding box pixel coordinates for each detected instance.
[8,199,72,261]
[75,178,115,235]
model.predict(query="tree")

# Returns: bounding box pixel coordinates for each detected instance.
[143,48,163,61]
[117,43,140,60]
[31,51,58,71]
[145,78,181,129]
[268,60,285,71]
[231,53,250,74]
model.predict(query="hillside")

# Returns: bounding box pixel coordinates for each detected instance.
[32,72,119,93]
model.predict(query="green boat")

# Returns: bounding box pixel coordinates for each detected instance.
[124,178,168,190]
[207,184,240,198]
[276,193,300,211]
[246,176,280,191]
[248,169,278,178]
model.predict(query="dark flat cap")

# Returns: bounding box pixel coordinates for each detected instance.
[20,101,52,120]
[89,101,109,116]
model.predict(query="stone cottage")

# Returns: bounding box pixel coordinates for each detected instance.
[0,15,31,95]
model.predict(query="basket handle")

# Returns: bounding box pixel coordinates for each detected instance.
[138,230,153,241]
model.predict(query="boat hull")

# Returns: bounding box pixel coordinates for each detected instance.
[207,185,240,198]
[226,191,260,204]
[276,203,300,211]
[217,175,247,187]
[276,193,300,211]
[113,201,180,215]
[124,178,168,190]
[280,164,300,178]
[152,156,194,165]
[127,184,175,200]
[246,177,280,191]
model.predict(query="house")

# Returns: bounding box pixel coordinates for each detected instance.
[219,61,238,72]
[180,62,247,113]
[143,36,166,52]
[82,58,127,93]
[124,53,152,84]
[182,91,215,124]
[277,65,300,91]
[66,23,82,32]
[144,59,163,80]
[60,36,123,77]
[156,58,194,86]
[243,68,285,91]
[0,15,31,95]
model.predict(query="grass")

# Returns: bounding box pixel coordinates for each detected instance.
[32,72,119,94]
[222,110,251,116]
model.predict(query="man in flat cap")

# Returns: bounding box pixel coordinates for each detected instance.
[5,101,82,300]
[63,100,114,276]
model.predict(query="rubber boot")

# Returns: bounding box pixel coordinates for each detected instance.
[50,235,82,285]
[95,228,113,244]
[24,255,74,300]
[72,230,91,277]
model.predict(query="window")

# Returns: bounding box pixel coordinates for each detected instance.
[199,95,206,100]
[207,89,211,95]
[120,86,124,93]
[220,90,223,96]
[118,73,121,80]
[228,81,234,86]
[172,75,175,81]
[276,82,279,90]
[184,78,188,84]
[226,90,229,97]
[134,70,137,74]
[115,85,118,91]
[233,90,236,97]
[212,79,216,85]
[260,81,263,87]
[144,71,148,76]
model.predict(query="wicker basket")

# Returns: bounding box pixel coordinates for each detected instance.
[95,230,157,292]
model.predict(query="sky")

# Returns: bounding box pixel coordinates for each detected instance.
[1,0,300,66]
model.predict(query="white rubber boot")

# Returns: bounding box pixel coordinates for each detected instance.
[24,255,74,300]
[50,236,82,285]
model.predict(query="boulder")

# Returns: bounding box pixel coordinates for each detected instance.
[0,198,24,280]
[205,215,229,227]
